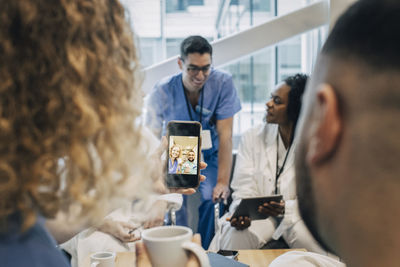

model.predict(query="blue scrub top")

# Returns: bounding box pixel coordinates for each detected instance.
[145,69,241,166]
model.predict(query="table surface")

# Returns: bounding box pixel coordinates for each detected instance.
[84,252,134,267]
[84,248,306,267]
[238,249,306,266]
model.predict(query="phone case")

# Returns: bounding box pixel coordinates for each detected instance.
[166,120,201,188]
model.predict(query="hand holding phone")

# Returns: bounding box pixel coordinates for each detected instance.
[168,161,207,195]
[150,137,206,195]
[166,121,201,189]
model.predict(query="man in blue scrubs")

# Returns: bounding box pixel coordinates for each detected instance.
[145,36,241,248]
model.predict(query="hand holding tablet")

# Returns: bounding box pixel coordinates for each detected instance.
[257,199,285,217]
[231,195,283,221]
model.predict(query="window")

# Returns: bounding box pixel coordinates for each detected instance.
[188,0,204,5]
[166,0,187,13]
[166,38,184,58]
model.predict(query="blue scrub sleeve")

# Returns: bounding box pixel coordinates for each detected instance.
[214,75,241,120]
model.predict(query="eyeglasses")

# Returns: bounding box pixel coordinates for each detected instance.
[186,65,212,76]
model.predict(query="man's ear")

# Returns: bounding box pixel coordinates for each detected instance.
[307,83,342,165]
[178,57,183,70]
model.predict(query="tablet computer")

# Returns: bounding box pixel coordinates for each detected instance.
[231,195,283,221]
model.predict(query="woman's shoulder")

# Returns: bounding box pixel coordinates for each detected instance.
[242,122,277,139]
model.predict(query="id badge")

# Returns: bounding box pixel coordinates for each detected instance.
[201,129,212,150]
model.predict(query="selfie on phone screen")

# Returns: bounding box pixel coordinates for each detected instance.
[168,136,198,175]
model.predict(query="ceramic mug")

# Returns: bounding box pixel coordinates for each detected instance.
[90,251,116,267]
[141,225,210,267]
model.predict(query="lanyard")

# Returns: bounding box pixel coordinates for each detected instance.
[275,133,292,194]
[182,82,204,124]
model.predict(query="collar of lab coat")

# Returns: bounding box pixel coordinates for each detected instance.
[258,123,296,180]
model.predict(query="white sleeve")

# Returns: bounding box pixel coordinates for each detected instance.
[156,193,183,210]
[283,199,302,225]
[270,251,346,267]
[272,198,302,239]
[229,129,260,213]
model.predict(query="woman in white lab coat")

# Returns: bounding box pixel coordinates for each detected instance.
[210,74,326,254]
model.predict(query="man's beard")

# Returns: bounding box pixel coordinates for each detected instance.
[296,141,335,254]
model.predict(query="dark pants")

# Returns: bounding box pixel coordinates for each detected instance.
[175,157,224,249]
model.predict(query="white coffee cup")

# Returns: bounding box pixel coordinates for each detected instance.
[90,251,116,267]
[141,225,210,267]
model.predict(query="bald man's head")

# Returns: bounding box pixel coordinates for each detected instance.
[295,0,400,264]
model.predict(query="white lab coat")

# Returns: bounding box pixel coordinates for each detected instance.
[209,123,325,254]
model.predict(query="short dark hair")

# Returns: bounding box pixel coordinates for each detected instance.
[322,0,400,71]
[180,36,213,60]
[285,73,308,129]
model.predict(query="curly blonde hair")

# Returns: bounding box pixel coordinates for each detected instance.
[0,0,151,230]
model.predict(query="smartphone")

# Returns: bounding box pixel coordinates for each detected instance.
[217,250,239,260]
[166,120,201,188]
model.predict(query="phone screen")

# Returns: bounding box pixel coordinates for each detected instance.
[166,121,201,188]
[168,135,198,174]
